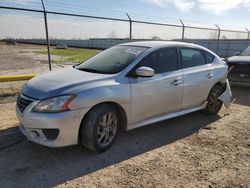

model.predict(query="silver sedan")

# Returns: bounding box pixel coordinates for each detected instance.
[16,41,232,152]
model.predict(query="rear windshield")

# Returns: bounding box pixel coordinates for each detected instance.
[75,45,148,74]
[240,46,250,56]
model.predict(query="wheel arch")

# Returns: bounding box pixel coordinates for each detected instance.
[210,81,227,94]
[78,101,128,141]
[205,81,227,103]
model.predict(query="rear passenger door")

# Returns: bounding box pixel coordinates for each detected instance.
[180,48,215,110]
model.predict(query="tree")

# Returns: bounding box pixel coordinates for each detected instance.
[208,32,218,39]
[108,31,117,39]
[221,35,227,40]
[151,36,161,40]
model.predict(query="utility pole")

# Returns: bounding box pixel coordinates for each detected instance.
[41,0,52,70]
[126,13,132,41]
[215,24,221,54]
[180,19,185,42]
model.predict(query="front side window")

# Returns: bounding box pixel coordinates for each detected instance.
[180,48,206,69]
[137,47,178,74]
[75,45,148,74]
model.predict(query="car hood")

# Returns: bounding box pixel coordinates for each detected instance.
[22,67,114,100]
[227,56,250,64]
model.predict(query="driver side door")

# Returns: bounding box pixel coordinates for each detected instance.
[128,47,183,124]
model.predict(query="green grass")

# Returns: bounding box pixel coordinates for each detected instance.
[0,41,6,45]
[36,48,100,63]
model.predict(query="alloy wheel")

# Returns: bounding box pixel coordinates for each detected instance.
[97,112,118,147]
[208,88,222,112]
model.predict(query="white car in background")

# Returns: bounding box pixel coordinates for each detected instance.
[56,44,67,49]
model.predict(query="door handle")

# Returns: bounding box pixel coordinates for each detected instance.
[206,73,214,79]
[171,79,182,86]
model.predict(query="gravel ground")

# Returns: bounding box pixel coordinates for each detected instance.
[0,86,249,187]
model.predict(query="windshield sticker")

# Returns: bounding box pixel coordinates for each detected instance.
[116,63,123,67]
[126,48,143,55]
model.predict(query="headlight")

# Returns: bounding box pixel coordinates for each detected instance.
[33,95,76,113]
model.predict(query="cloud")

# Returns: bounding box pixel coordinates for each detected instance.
[198,0,250,15]
[148,0,195,12]
[174,0,195,12]
[13,0,37,4]
[147,0,250,14]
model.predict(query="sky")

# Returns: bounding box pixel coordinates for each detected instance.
[48,0,250,28]
[1,0,250,28]
[0,0,250,39]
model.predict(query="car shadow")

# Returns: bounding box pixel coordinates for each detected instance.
[0,111,221,187]
[231,85,250,107]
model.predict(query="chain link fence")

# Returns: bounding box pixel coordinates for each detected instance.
[1,1,250,98]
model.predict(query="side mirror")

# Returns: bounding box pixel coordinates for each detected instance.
[135,66,155,77]
[233,51,240,56]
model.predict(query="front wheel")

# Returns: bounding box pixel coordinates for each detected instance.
[203,85,224,114]
[79,104,119,152]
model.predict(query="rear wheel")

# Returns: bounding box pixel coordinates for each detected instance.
[79,104,119,152]
[203,85,223,114]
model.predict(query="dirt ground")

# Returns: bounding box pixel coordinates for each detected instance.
[0,43,64,73]
[0,43,71,95]
[0,43,83,75]
[0,86,249,188]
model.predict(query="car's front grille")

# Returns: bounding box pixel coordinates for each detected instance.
[17,95,33,113]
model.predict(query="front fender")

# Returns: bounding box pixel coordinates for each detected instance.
[68,82,131,111]
[218,79,232,108]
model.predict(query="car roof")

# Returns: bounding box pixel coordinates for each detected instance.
[119,41,204,49]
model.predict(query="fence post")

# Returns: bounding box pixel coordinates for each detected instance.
[126,13,132,41]
[41,0,52,71]
[215,24,221,54]
[179,19,185,42]
[246,28,250,47]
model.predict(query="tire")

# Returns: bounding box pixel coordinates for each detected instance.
[79,104,120,152]
[203,85,224,114]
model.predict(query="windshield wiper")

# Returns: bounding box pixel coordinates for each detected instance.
[72,63,81,68]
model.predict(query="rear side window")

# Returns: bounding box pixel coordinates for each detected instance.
[139,47,178,74]
[204,51,215,64]
[180,48,206,68]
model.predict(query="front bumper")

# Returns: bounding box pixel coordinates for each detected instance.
[16,97,90,147]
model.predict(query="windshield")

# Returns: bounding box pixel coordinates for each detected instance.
[239,46,250,56]
[75,45,148,74]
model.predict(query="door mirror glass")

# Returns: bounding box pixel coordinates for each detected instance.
[135,66,154,77]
